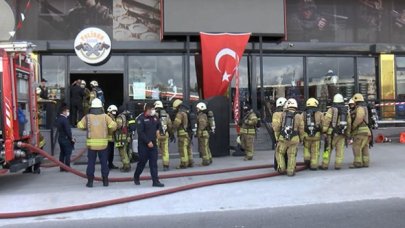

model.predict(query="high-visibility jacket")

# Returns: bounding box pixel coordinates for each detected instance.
[240,111,258,135]
[197,112,209,137]
[351,105,371,136]
[173,110,189,137]
[322,106,352,137]
[272,111,283,140]
[77,113,117,150]
[107,113,115,142]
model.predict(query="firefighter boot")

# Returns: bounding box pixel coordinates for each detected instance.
[86,176,94,188]
[102,176,109,187]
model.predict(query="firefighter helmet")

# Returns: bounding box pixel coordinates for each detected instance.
[276,97,287,108]
[306,98,319,107]
[107,105,118,113]
[353,93,365,102]
[91,98,103,108]
[172,99,183,109]
[36,87,41,95]
[287,98,298,109]
[196,102,207,111]
[81,80,86,86]
[348,98,355,105]
[333,93,344,103]
[90,80,98,87]
[154,101,164,109]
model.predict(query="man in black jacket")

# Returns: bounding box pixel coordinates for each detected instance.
[133,103,164,187]
[70,80,84,126]
[56,105,75,172]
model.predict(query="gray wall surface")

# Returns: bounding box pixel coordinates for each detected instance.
[163,0,285,36]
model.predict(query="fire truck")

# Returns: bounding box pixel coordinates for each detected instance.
[0,42,42,172]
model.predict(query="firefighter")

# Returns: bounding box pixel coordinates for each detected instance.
[90,80,105,104]
[196,102,214,166]
[154,100,173,171]
[239,103,258,161]
[321,94,351,170]
[303,98,323,170]
[114,109,133,172]
[272,97,287,142]
[350,93,371,168]
[81,80,91,116]
[172,99,193,168]
[134,103,164,187]
[106,105,119,169]
[274,98,304,176]
[77,98,117,188]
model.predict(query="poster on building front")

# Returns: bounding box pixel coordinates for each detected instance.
[132,82,146,99]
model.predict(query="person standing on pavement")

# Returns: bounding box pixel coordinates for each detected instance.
[77,98,117,188]
[239,103,258,161]
[196,102,213,166]
[154,100,173,171]
[172,99,193,169]
[56,105,75,172]
[70,79,84,126]
[133,103,164,187]
[321,93,351,170]
[114,110,133,172]
[302,98,323,170]
[106,105,119,170]
[274,98,304,176]
[350,93,371,168]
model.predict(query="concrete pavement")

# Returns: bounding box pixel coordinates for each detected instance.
[1,143,405,227]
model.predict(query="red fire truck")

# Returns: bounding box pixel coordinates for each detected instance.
[0,42,42,172]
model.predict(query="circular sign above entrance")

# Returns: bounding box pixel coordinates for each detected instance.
[74,27,111,65]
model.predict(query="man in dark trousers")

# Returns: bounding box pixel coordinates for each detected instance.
[134,103,164,187]
[70,79,84,126]
[56,105,75,172]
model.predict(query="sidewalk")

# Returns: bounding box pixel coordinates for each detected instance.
[1,143,405,226]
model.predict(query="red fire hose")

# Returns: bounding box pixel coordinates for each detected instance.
[0,143,306,219]
[41,148,87,168]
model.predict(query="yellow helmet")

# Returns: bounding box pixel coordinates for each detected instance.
[353,93,364,102]
[172,99,183,109]
[306,98,319,107]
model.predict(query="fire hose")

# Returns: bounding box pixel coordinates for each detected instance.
[41,148,87,168]
[0,143,306,219]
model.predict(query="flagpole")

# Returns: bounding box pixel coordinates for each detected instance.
[259,36,264,113]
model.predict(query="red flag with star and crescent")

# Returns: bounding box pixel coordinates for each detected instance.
[200,32,251,99]
[200,32,250,129]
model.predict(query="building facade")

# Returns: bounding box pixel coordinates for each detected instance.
[2,0,405,120]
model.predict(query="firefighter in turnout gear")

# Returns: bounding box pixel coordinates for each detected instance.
[272,97,287,170]
[321,94,351,170]
[106,105,119,169]
[274,98,305,176]
[81,80,91,116]
[196,102,214,166]
[172,99,194,168]
[303,98,323,170]
[77,98,117,188]
[90,80,105,104]
[350,93,372,168]
[239,103,258,161]
[154,101,173,171]
[115,110,133,172]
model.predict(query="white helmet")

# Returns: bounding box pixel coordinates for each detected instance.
[286,98,298,109]
[276,97,287,108]
[90,80,98,87]
[107,105,118,113]
[196,102,207,111]
[36,87,41,95]
[91,98,103,108]
[333,93,344,103]
[81,80,86,86]
[154,101,163,109]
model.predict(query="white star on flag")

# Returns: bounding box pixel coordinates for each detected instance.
[222,71,231,82]
[21,13,25,21]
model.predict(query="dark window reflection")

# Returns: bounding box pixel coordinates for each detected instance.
[307,57,354,111]
[357,57,377,101]
[42,55,66,101]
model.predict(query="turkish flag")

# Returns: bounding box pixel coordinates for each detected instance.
[200,32,251,99]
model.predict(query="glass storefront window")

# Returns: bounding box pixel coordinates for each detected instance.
[190,55,200,101]
[41,55,66,100]
[69,56,124,72]
[307,57,354,111]
[258,56,304,108]
[128,56,183,101]
[395,57,405,119]
[357,57,377,101]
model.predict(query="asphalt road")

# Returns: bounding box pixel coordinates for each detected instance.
[7,198,405,228]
